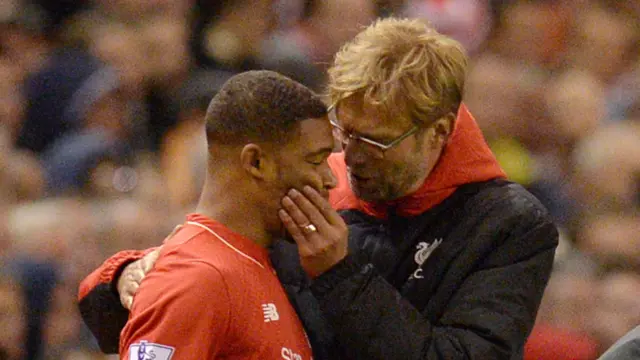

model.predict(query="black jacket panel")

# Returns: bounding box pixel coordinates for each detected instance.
[309,180,558,359]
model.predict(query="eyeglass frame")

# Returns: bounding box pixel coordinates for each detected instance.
[328,105,419,153]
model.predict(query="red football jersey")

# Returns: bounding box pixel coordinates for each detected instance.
[120,214,313,360]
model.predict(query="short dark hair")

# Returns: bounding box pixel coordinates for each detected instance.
[205,70,327,145]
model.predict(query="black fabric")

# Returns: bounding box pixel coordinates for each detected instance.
[78,283,130,353]
[78,179,557,359]
[270,241,338,360]
[308,180,558,359]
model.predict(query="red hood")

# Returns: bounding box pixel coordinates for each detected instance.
[328,103,506,218]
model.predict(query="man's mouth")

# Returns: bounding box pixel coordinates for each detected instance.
[348,171,372,184]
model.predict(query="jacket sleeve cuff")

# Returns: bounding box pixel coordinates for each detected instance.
[310,252,370,298]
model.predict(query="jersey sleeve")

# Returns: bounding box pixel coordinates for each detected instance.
[77,248,157,353]
[119,257,232,360]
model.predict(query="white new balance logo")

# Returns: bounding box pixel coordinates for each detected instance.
[262,303,279,322]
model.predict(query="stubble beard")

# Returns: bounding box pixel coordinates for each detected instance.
[349,155,428,203]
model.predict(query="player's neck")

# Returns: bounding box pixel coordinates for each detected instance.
[196,180,274,248]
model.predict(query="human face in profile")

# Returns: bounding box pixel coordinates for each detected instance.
[334,96,440,202]
[275,116,337,201]
[271,116,337,239]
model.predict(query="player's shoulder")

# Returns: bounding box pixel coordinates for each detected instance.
[158,224,248,275]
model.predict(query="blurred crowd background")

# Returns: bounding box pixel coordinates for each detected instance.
[0,0,638,359]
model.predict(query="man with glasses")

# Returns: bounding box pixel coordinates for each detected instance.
[78,17,558,359]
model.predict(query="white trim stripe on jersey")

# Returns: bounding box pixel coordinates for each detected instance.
[186,221,265,269]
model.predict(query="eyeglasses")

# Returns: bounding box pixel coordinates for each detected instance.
[328,106,419,156]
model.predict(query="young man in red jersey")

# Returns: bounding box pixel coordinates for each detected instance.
[113,70,340,359]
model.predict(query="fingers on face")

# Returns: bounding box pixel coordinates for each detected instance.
[278,209,310,249]
[301,186,340,224]
[283,188,327,229]
[281,193,313,228]
[281,193,325,250]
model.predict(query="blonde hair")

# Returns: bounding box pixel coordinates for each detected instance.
[328,17,468,126]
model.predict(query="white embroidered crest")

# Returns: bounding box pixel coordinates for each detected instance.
[411,239,443,279]
[129,341,175,360]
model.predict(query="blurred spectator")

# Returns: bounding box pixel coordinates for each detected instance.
[81,15,192,152]
[139,16,192,151]
[260,0,376,91]
[85,19,151,149]
[543,70,605,150]
[0,0,54,82]
[29,0,87,33]
[464,55,582,227]
[464,54,543,145]
[161,70,234,209]
[37,64,136,195]
[487,0,570,68]
[87,21,147,99]
[588,271,640,352]
[572,122,640,215]
[536,254,600,335]
[374,0,406,16]
[192,0,278,71]
[525,70,606,227]
[0,267,26,360]
[607,63,640,122]
[7,199,89,359]
[525,324,599,360]
[567,4,638,86]
[401,0,493,55]
[140,16,191,89]
[16,48,110,154]
[96,0,191,23]
[43,282,92,359]
[0,58,25,142]
[525,253,601,359]
[577,212,640,270]
[0,127,45,203]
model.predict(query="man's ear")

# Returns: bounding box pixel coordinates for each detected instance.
[430,112,455,147]
[240,144,271,180]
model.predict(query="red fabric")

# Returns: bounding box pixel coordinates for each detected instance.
[77,248,155,301]
[120,214,312,359]
[524,324,599,360]
[329,103,506,218]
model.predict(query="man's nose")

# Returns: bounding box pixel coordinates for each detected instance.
[343,140,368,168]
[323,166,338,191]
